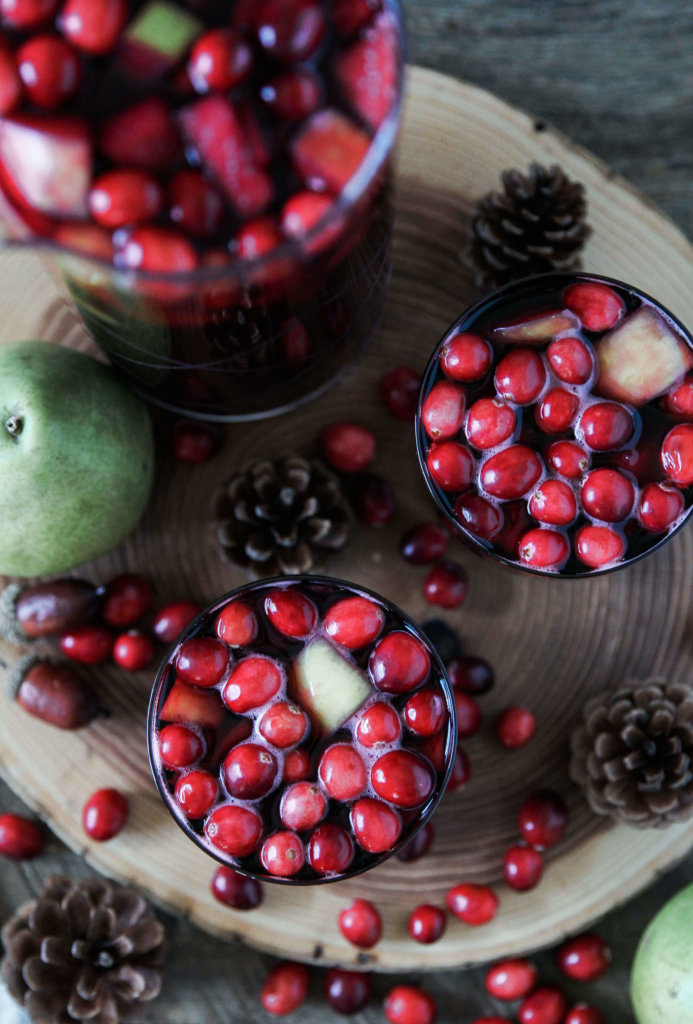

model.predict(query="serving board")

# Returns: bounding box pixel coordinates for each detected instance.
[1,66,693,972]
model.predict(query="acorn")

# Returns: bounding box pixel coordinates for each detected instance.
[0,579,102,645]
[4,654,104,730]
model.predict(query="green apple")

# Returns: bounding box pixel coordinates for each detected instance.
[293,638,373,734]
[0,341,155,577]
[631,882,693,1023]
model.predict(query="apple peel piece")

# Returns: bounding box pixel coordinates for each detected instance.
[0,114,91,219]
[292,637,372,734]
[160,678,225,730]
[492,308,579,345]
[595,306,693,407]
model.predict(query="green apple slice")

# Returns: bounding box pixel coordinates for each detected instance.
[492,308,579,345]
[121,1,202,78]
[293,637,372,734]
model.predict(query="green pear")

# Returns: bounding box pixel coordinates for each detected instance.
[631,881,693,1023]
[0,341,155,577]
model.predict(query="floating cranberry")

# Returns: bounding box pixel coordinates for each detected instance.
[171,421,222,464]
[370,631,430,694]
[205,804,263,857]
[372,749,434,808]
[167,170,223,239]
[257,0,325,61]
[448,656,494,695]
[639,481,685,532]
[454,691,482,739]
[260,831,305,876]
[60,625,113,665]
[581,468,635,522]
[215,600,258,647]
[454,493,503,539]
[446,883,498,925]
[265,587,317,638]
[259,702,308,748]
[663,373,693,417]
[325,967,371,1015]
[82,788,128,842]
[557,933,612,981]
[176,636,228,687]
[333,0,379,35]
[529,479,577,526]
[188,29,253,93]
[575,524,626,569]
[503,845,544,890]
[320,420,376,473]
[518,986,567,1024]
[404,689,446,737]
[222,657,281,713]
[495,348,546,405]
[58,0,127,54]
[496,707,536,749]
[408,904,446,944]
[113,630,155,672]
[578,402,634,452]
[356,701,401,746]
[261,961,310,1017]
[446,747,471,793]
[115,226,199,278]
[423,561,468,609]
[324,597,384,650]
[261,68,321,120]
[441,332,492,382]
[384,986,437,1024]
[547,336,593,384]
[470,1017,513,1024]
[102,573,154,628]
[235,216,281,258]
[466,398,516,450]
[174,770,217,818]
[281,190,333,239]
[16,34,81,109]
[564,281,624,331]
[546,440,590,479]
[422,380,466,441]
[211,865,263,910]
[0,46,21,115]
[350,797,402,853]
[518,790,568,849]
[284,748,311,782]
[400,523,448,565]
[224,743,278,800]
[309,823,354,875]
[397,820,434,862]
[89,169,163,229]
[280,782,327,832]
[319,744,366,800]
[480,445,543,500]
[518,528,569,571]
[158,724,204,770]
[339,898,382,948]
[485,959,538,1001]
[564,1006,605,1024]
[1,0,57,26]
[427,441,474,492]
[0,813,44,859]
[353,473,396,527]
[613,440,660,483]
[380,366,420,420]
[100,96,180,171]
[153,601,201,645]
[661,423,693,485]
[535,387,579,434]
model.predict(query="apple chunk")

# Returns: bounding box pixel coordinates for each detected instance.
[492,308,579,345]
[121,0,202,79]
[292,637,372,734]
[0,114,91,219]
[595,306,693,407]
[160,679,224,730]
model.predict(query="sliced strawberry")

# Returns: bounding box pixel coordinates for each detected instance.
[334,12,398,130]
[178,95,273,217]
[160,678,225,730]
[99,97,181,171]
[290,108,370,194]
[0,113,91,219]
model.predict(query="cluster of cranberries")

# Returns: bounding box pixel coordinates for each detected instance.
[418,276,693,575]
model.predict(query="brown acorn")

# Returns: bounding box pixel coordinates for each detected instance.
[5,654,103,730]
[0,579,102,645]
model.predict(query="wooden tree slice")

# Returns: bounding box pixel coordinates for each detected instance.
[1,67,693,971]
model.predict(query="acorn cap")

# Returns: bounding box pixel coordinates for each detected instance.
[0,583,29,646]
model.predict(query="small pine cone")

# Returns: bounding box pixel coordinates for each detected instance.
[569,678,693,828]
[468,163,591,291]
[1,875,165,1024]
[214,455,352,576]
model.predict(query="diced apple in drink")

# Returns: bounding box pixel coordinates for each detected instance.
[595,306,693,407]
[492,308,579,345]
[0,114,91,219]
[160,678,225,730]
[121,0,202,79]
[292,637,372,734]
[290,109,371,194]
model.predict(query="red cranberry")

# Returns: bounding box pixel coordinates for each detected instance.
[448,656,494,695]
[454,492,504,539]
[188,29,253,93]
[353,473,396,527]
[339,898,382,948]
[529,479,577,526]
[60,625,113,665]
[350,797,402,853]
[535,387,579,434]
[0,45,21,115]
[281,190,333,238]
[466,398,516,450]
[257,0,325,61]
[546,440,590,479]
[321,421,376,473]
[496,707,536,748]
[0,813,44,859]
[280,782,327,832]
[102,573,153,628]
[176,636,228,688]
[564,1006,605,1024]
[419,731,446,773]
[265,588,317,639]
[372,749,434,808]
[454,691,482,738]
[423,561,468,608]
[223,657,282,712]
[485,959,538,1000]
[380,366,421,421]
[89,169,162,229]
[408,904,446,944]
[0,0,58,28]
[663,373,693,417]
[260,831,305,876]
[333,0,379,35]
[308,823,354,875]
[404,689,446,737]
[174,770,217,818]
[284,748,311,782]
[503,845,544,890]
[58,0,127,54]
[557,933,612,981]
[564,281,624,331]
[171,421,222,463]
[480,445,543,500]
[215,600,258,647]
[16,34,81,109]
[578,402,634,452]
[547,336,593,384]
[441,332,492,382]
[158,724,204,769]
[397,820,434,862]
[370,631,430,694]
[581,468,635,522]
[113,630,155,671]
[661,423,693,485]
[261,961,310,1017]
[261,68,321,120]
[518,986,568,1024]
[422,380,466,441]
[259,702,308,748]
[114,227,198,280]
[400,523,448,565]
[319,744,366,800]
[518,790,568,849]
[446,747,471,793]
[470,1018,512,1024]
[153,601,201,645]
[205,804,263,857]
[211,865,263,910]
[384,986,437,1024]
[82,788,128,842]
[235,216,281,258]
[100,96,180,171]
[224,743,278,800]
[494,348,547,405]
[518,528,570,571]
[639,481,685,532]
[575,524,626,569]
[446,883,498,925]
[325,967,371,1015]
[427,441,474,492]
[168,170,223,239]
[356,701,401,746]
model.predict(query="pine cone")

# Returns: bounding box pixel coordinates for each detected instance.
[569,678,693,828]
[214,455,352,576]
[468,163,590,290]
[1,875,165,1024]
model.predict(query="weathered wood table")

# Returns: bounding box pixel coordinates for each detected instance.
[2,1,692,1021]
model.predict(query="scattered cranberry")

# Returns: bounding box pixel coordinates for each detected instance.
[547,336,593,384]
[397,820,434,862]
[265,586,317,638]
[215,600,258,646]
[428,441,475,493]
[466,397,516,449]
[60,625,113,665]
[153,601,201,645]
[380,366,421,420]
[171,421,222,463]
[446,883,498,925]
[518,986,567,1024]
[480,445,543,501]
[384,986,437,1024]
[535,387,579,433]
[639,481,685,532]
[503,845,544,891]
[211,865,263,910]
[408,904,446,944]
[325,967,371,1015]
[187,28,253,93]
[494,348,546,405]
[422,380,466,441]
[82,788,128,842]
[485,959,538,1001]
[564,281,624,331]
[557,933,612,981]
[356,701,401,746]
[102,572,153,628]
[529,480,577,526]
[546,440,590,479]
[370,631,430,694]
[518,790,568,849]
[174,770,217,819]
[321,421,376,473]
[16,34,81,109]
[448,656,494,695]
[112,630,155,671]
[261,831,305,877]
[423,561,468,609]
[518,528,570,571]
[446,747,471,793]
[308,823,354,875]
[0,812,44,859]
[338,898,382,948]
[578,402,634,452]
[564,1006,605,1024]
[575,524,626,569]
[350,797,402,853]
[581,468,635,522]
[176,636,228,687]
[454,691,482,739]
[354,473,396,527]
[496,707,536,749]
[441,332,492,382]
[58,0,127,54]
[260,961,310,1017]
[400,523,448,565]
[661,423,693,486]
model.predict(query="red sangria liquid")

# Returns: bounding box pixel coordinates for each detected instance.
[417,273,693,577]
[147,577,456,884]
[0,0,403,419]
